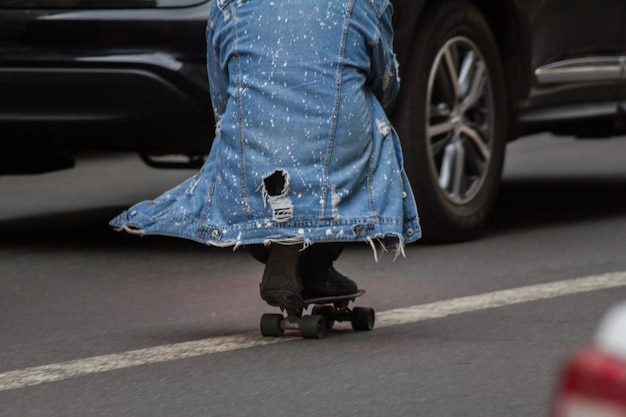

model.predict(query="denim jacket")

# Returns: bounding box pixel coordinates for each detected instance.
[110,0,421,253]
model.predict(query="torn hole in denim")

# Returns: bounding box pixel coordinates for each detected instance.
[260,169,293,223]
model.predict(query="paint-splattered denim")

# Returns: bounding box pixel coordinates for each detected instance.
[110,0,421,252]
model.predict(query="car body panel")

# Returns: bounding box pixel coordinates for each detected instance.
[0,0,214,169]
[515,0,626,125]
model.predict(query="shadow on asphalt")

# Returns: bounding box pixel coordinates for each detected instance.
[488,176,626,234]
[1,176,625,248]
[0,206,210,251]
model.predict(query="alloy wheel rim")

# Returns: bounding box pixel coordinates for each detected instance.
[425,36,495,205]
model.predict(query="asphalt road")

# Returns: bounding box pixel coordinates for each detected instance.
[1,133,625,416]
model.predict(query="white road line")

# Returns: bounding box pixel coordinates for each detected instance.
[1,271,625,392]
[376,271,626,327]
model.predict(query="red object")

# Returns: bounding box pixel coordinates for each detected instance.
[551,347,626,417]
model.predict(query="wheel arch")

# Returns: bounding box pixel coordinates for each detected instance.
[470,0,532,140]
[392,0,533,140]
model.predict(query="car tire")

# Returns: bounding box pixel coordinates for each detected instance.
[393,0,507,243]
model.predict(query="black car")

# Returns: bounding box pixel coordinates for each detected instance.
[2,0,625,242]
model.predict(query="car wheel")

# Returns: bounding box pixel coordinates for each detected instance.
[394,0,507,242]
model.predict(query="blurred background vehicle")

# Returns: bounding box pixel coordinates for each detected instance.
[550,302,626,417]
[2,0,626,242]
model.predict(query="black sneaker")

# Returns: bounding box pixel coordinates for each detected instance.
[259,244,303,307]
[302,266,358,297]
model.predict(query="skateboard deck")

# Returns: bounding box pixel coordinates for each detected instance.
[259,289,374,339]
[299,289,365,306]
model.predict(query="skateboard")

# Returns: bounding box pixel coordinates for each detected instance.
[259,289,375,339]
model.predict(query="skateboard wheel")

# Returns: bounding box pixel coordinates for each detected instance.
[300,315,326,339]
[260,313,284,337]
[311,305,335,329]
[351,307,375,331]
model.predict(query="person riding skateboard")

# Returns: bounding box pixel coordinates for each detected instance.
[110,0,421,307]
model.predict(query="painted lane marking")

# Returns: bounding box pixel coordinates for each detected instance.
[376,271,626,327]
[1,271,625,392]
[0,333,288,392]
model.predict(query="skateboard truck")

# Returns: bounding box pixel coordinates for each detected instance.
[259,289,375,339]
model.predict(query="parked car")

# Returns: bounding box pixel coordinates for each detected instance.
[2,0,626,242]
[550,302,626,417]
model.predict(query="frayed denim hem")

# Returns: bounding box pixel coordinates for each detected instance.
[111,213,419,262]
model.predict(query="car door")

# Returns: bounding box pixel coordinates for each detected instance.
[519,0,626,121]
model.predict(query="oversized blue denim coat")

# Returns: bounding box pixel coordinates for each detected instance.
[110,0,421,253]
